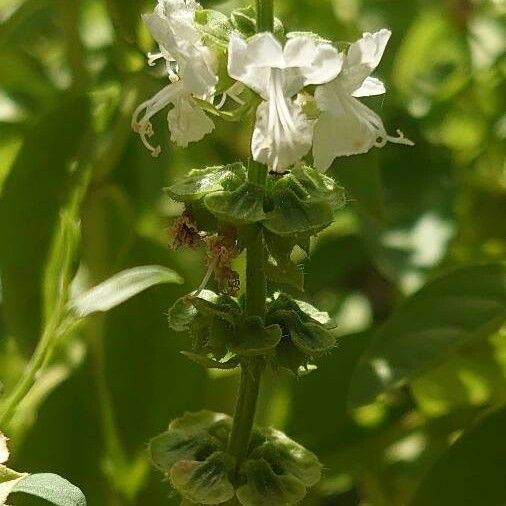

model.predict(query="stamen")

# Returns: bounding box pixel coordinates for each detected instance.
[148,51,164,66]
[131,84,179,157]
[387,129,415,146]
[191,257,218,298]
[215,93,228,110]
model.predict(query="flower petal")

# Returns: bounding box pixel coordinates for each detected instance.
[352,76,386,97]
[339,29,391,94]
[143,12,180,58]
[347,29,391,71]
[284,36,342,89]
[228,33,272,99]
[247,32,286,68]
[154,0,201,45]
[180,44,218,96]
[313,85,380,170]
[252,98,313,173]
[168,96,215,147]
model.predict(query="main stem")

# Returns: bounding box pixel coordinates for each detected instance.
[227,0,273,477]
[256,0,274,32]
[227,168,268,469]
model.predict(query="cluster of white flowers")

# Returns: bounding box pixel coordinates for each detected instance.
[133,0,413,171]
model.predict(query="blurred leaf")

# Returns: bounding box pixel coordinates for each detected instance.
[12,473,86,506]
[0,95,89,352]
[69,265,183,319]
[394,8,471,110]
[410,406,506,506]
[411,335,506,417]
[349,264,506,408]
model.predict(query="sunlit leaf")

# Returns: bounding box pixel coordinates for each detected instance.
[69,265,183,318]
[11,473,86,506]
[349,264,506,408]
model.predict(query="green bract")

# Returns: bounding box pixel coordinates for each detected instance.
[168,291,335,374]
[230,6,285,39]
[150,411,322,506]
[167,164,345,239]
[266,293,336,374]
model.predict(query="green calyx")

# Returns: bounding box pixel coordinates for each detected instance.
[168,291,335,375]
[166,163,345,239]
[230,6,285,39]
[150,411,322,506]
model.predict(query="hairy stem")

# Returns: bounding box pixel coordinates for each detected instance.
[256,0,274,32]
[227,0,274,481]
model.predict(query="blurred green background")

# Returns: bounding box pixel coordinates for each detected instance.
[0,0,505,504]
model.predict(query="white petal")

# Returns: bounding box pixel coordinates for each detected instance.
[313,85,380,170]
[143,12,180,58]
[180,44,218,96]
[227,33,272,99]
[353,76,386,97]
[339,29,391,94]
[167,96,215,147]
[155,0,200,45]
[347,29,391,71]
[283,36,320,67]
[252,99,313,173]
[247,32,285,68]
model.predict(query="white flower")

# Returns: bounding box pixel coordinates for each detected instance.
[313,29,414,172]
[132,0,218,155]
[228,32,342,173]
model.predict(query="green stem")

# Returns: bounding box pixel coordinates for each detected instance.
[227,165,268,467]
[228,0,274,480]
[0,315,62,427]
[227,359,263,467]
[256,0,274,32]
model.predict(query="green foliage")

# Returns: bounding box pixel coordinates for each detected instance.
[11,473,87,506]
[69,265,183,318]
[349,263,506,408]
[410,407,506,506]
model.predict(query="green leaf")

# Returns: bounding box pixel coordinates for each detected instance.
[11,473,86,506]
[0,95,89,350]
[349,264,506,408]
[410,407,506,506]
[204,182,266,225]
[166,164,246,203]
[69,265,183,319]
